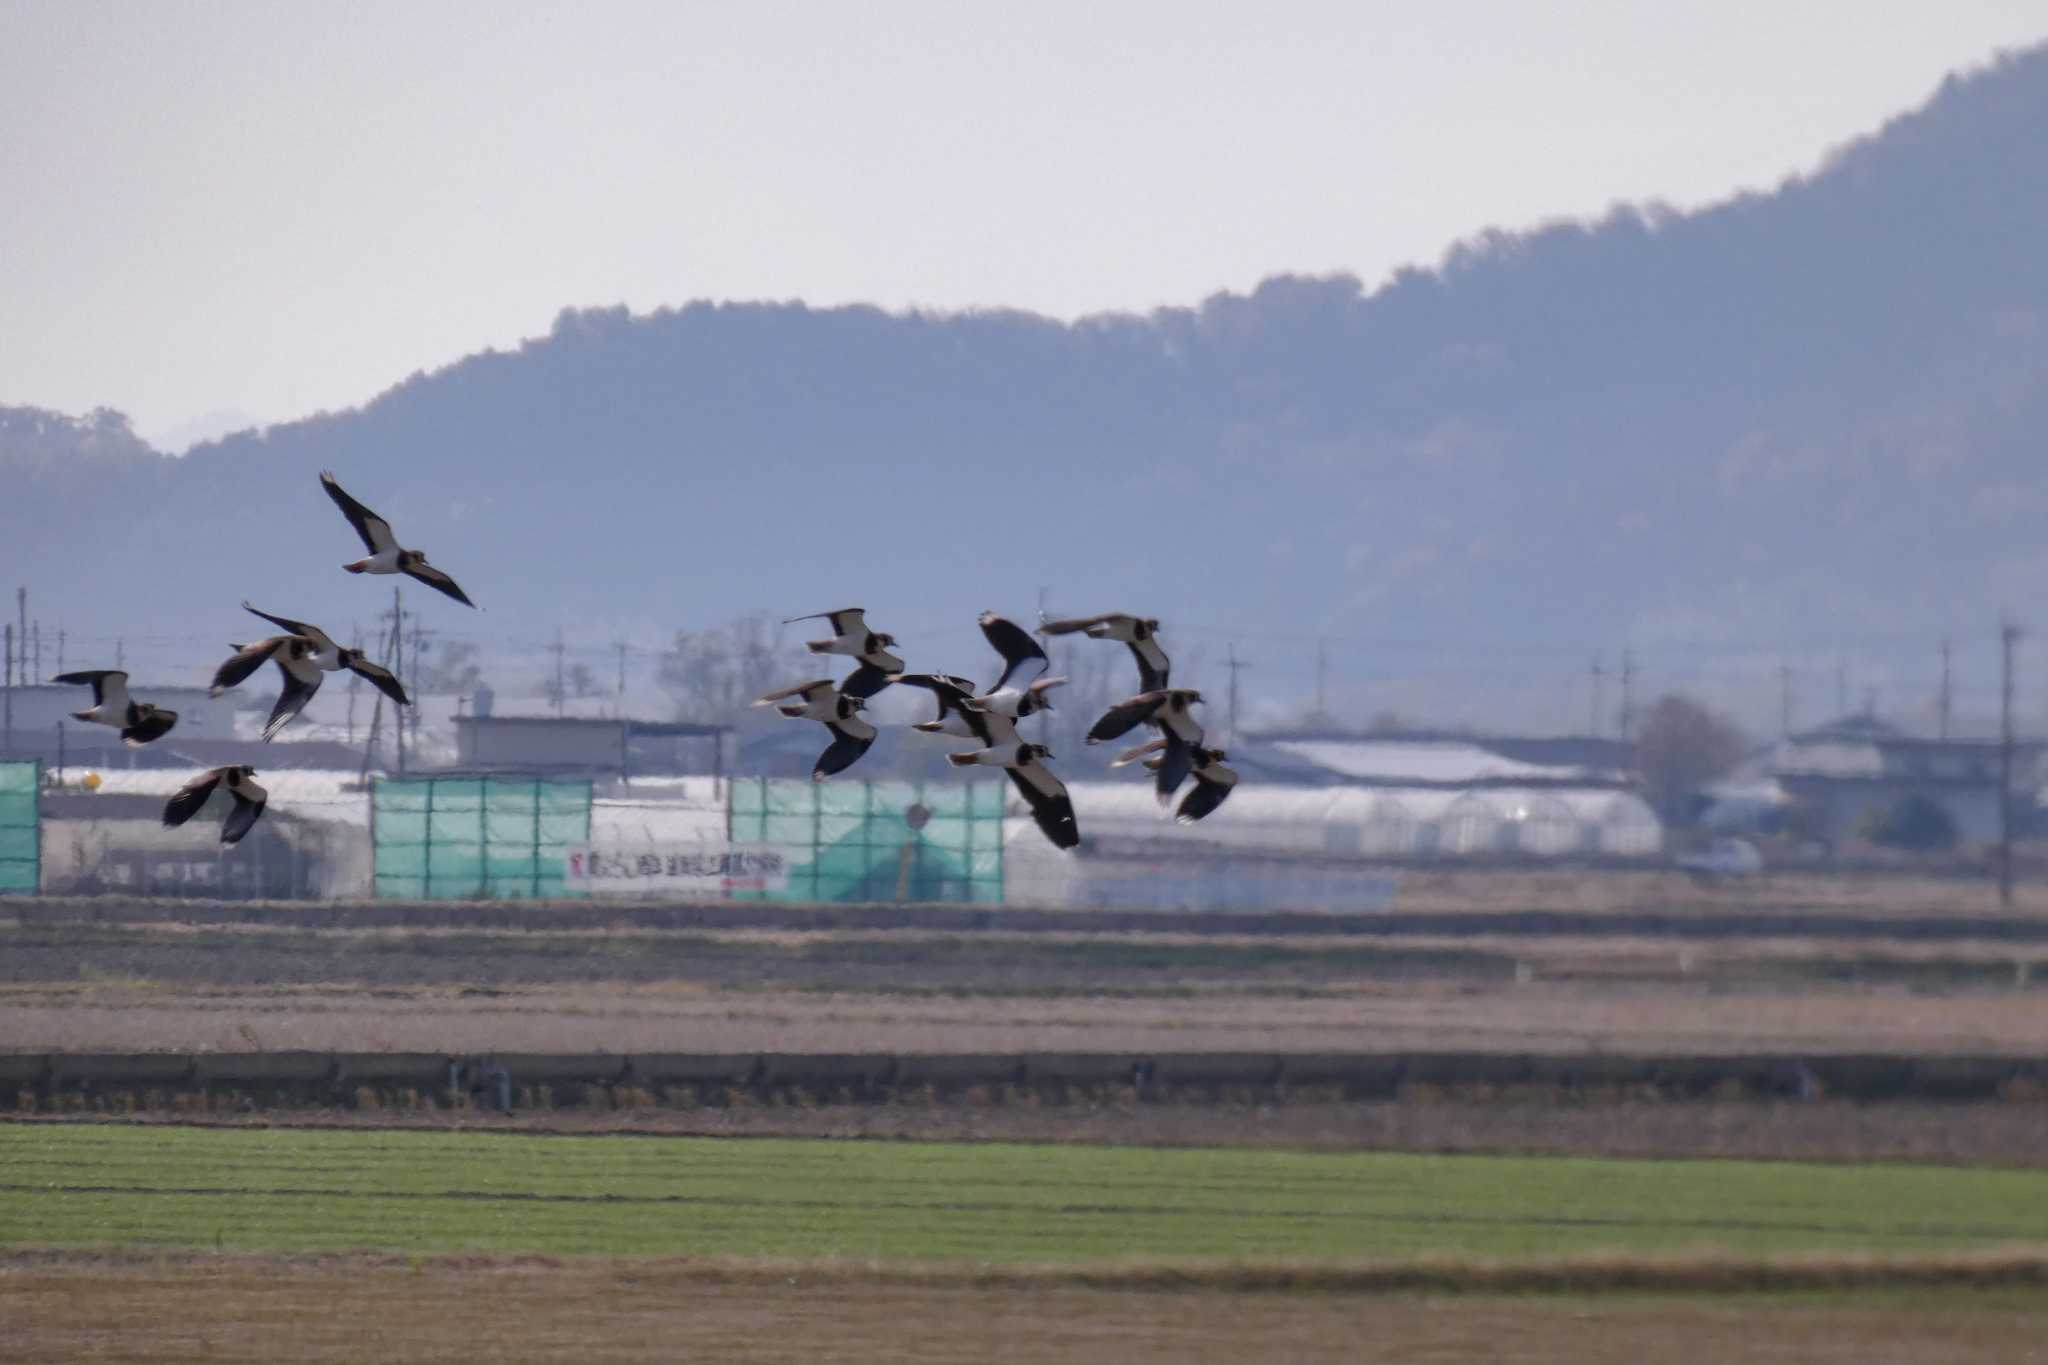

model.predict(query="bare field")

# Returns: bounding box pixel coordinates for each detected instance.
[5,1252,2046,1365]
[31,1094,2048,1167]
[6,964,2047,1057]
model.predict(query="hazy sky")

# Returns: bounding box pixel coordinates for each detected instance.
[4,1,2045,447]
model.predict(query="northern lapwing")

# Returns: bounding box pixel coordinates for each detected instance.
[321,471,476,607]
[211,603,409,741]
[50,670,178,746]
[162,765,269,846]
[947,742,1079,849]
[757,679,877,781]
[1039,612,1170,692]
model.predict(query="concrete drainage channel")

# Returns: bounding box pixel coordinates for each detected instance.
[5,1050,2048,1113]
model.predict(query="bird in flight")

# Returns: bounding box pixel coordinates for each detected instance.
[51,670,178,746]
[211,603,409,741]
[321,471,476,607]
[162,765,269,846]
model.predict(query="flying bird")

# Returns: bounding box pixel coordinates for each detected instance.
[1039,612,1170,691]
[785,608,902,699]
[1111,735,1236,819]
[50,670,178,746]
[966,674,1066,722]
[947,741,1079,850]
[757,679,877,781]
[1173,746,1240,825]
[211,603,409,742]
[977,611,1050,693]
[890,673,984,735]
[320,471,476,607]
[1086,688,1207,748]
[161,765,269,846]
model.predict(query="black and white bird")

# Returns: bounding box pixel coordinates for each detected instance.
[947,741,1080,849]
[756,679,877,781]
[977,611,1050,693]
[161,765,269,846]
[50,671,178,746]
[1086,688,1207,748]
[320,471,477,607]
[967,675,1066,722]
[785,608,902,699]
[1112,736,1239,823]
[1039,612,1170,691]
[890,673,984,735]
[211,603,409,742]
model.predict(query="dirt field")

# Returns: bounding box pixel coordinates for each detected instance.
[6,1253,2046,1364]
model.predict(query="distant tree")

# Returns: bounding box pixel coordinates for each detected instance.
[659,615,810,725]
[416,640,482,695]
[1861,794,1959,851]
[1633,694,1747,825]
[568,663,598,698]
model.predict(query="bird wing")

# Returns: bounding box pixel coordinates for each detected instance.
[1154,731,1195,805]
[1037,613,1122,636]
[121,709,177,746]
[1008,762,1080,849]
[979,612,1050,693]
[783,608,864,632]
[1086,692,1166,744]
[813,719,877,780]
[242,602,335,652]
[320,471,398,554]
[840,663,895,700]
[345,654,410,706]
[221,789,268,846]
[405,561,476,608]
[161,769,224,828]
[211,638,287,696]
[1176,764,1239,825]
[260,662,323,741]
[1109,736,1167,768]
[54,670,126,708]
[891,673,976,722]
[755,678,835,705]
[1130,637,1172,692]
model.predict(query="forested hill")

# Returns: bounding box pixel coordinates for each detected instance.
[8,44,2048,723]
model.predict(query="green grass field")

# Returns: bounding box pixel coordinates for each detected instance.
[5,1122,2048,1265]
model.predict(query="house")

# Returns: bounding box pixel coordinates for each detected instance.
[1767,714,2042,845]
[452,713,729,780]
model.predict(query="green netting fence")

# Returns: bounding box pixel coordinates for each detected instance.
[728,778,1005,903]
[0,762,37,894]
[373,776,592,900]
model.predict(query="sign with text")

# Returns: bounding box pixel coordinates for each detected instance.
[566,845,791,894]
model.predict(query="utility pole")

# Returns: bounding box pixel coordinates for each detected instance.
[30,622,39,681]
[55,628,64,679]
[2000,621,2019,910]
[1589,656,1605,737]
[115,638,124,673]
[552,630,567,717]
[406,615,431,753]
[1315,639,1328,720]
[1779,663,1794,739]
[13,589,24,686]
[1939,638,1953,741]
[3,625,12,757]
[1224,644,1250,742]
[379,587,406,777]
[615,642,628,697]
[1836,654,1849,717]
[1618,646,1637,742]
[346,626,362,747]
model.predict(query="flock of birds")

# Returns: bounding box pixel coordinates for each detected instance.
[50,471,1239,852]
[755,607,1238,849]
[50,472,474,845]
